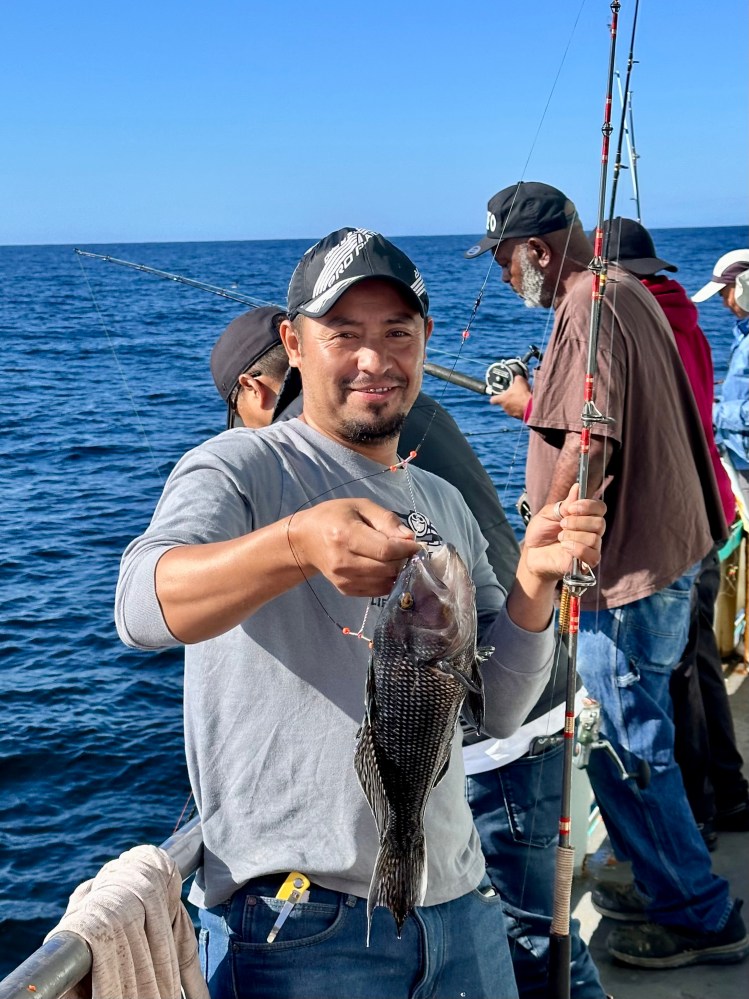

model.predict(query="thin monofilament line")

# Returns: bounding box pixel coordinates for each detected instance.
[76,254,165,483]
[497,221,577,517]
[469,0,589,308]
[416,0,589,463]
[283,452,421,641]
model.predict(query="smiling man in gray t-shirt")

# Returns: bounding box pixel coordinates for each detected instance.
[116,227,605,999]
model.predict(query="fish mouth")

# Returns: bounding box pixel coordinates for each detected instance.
[387,544,476,656]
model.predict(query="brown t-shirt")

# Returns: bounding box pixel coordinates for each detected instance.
[525,265,725,609]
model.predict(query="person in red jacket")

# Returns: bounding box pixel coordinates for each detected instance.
[606,217,749,848]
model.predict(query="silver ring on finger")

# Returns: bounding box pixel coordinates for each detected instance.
[553,500,564,522]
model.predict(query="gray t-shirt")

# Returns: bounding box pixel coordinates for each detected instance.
[115,419,553,908]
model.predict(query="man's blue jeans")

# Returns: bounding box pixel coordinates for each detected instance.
[466,744,606,999]
[578,566,733,933]
[198,873,518,998]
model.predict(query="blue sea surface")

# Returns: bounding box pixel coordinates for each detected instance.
[0,227,745,974]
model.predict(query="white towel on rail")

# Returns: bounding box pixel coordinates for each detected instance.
[45,844,209,999]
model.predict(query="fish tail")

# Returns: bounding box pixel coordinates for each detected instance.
[367,831,427,940]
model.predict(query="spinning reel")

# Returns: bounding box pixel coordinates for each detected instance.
[573,698,651,790]
[485,345,542,395]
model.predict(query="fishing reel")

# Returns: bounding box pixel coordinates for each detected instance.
[485,345,542,395]
[573,698,651,790]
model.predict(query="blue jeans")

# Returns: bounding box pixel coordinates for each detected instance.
[198,873,519,998]
[578,566,733,933]
[466,744,606,999]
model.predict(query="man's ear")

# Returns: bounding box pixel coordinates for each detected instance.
[424,316,434,345]
[280,317,301,369]
[527,237,552,268]
[237,372,271,403]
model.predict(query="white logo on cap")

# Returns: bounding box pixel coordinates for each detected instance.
[312,229,377,298]
[486,211,497,233]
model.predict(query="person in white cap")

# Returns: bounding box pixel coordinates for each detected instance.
[693,250,749,511]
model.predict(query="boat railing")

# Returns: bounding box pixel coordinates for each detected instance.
[0,817,204,999]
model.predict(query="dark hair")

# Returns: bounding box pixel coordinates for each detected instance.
[228,341,289,414]
[252,342,289,382]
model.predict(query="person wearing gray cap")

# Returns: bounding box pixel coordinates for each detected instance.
[115,225,605,998]
[693,249,749,512]
[466,183,748,970]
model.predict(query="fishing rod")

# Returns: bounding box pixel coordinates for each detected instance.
[615,72,642,221]
[605,0,641,236]
[425,345,542,397]
[547,4,623,997]
[625,91,642,222]
[74,249,272,308]
[79,245,543,407]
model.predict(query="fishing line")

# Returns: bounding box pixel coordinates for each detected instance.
[75,2,624,928]
[407,0,589,481]
[448,0,592,552]
[283,450,423,643]
[76,254,166,483]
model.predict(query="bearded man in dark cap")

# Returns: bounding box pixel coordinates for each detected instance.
[465,183,748,970]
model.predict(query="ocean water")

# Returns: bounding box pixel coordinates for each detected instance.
[0,226,745,975]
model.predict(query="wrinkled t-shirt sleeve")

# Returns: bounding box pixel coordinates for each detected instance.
[115,436,282,650]
[529,294,624,448]
[468,504,555,741]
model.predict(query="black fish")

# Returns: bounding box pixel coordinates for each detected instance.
[354,543,489,938]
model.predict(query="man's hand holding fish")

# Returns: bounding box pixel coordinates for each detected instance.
[115,228,608,999]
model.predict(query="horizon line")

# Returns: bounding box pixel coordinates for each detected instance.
[3,223,748,250]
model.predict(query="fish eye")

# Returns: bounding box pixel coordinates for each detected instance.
[398,592,414,610]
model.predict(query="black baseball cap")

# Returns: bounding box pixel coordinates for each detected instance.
[287,227,429,319]
[210,305,286,402]
[600,217,677,275]
[465,182,578,258]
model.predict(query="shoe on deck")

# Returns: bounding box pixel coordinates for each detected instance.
[607,900,749,969]
[697,818,718,851]
[591,881,648,922]
[715,801,749,832]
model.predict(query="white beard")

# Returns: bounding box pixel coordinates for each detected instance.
[518,245,546,308]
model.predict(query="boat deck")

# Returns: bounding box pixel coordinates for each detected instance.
[574,660,749,999]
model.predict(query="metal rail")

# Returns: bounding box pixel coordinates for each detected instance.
[0,818,203,999]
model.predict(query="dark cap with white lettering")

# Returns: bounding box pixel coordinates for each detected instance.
[287,227,429,318]
[464,182,578,258]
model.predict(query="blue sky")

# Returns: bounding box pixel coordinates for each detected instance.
[2,0,746,244]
